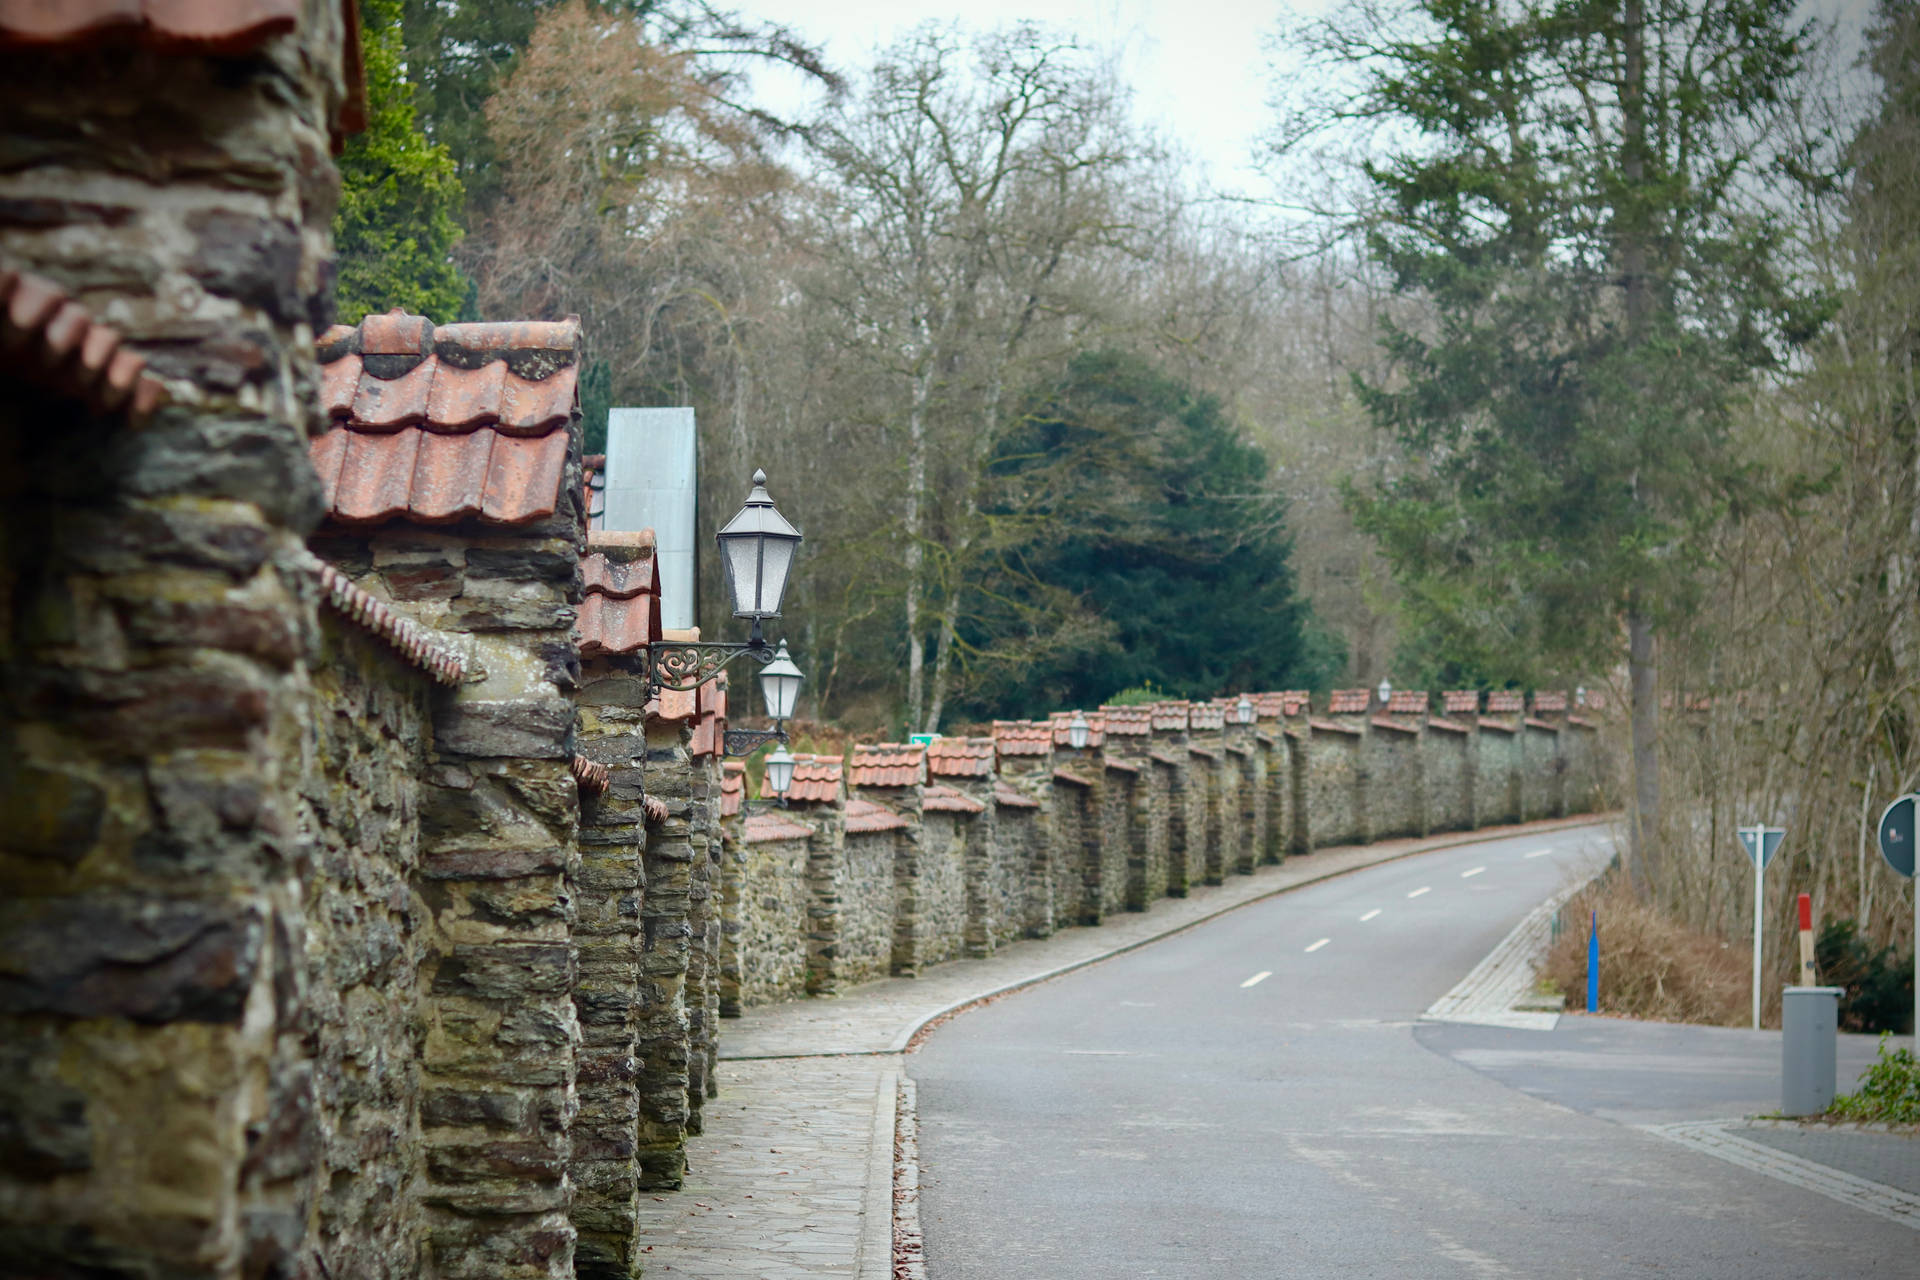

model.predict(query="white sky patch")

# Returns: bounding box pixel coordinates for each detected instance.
[738,2,1869,200]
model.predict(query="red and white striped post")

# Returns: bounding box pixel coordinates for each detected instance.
[1796,892,1816,986]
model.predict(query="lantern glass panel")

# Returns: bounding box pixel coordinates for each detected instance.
[1067,714,1089,750]
[723,534,762,616]
[765,747,796,795]
[1236,697,1255,724]
[755,535,797,617]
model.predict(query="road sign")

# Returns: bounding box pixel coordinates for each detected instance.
[1736,824,1785,1030]
[1877,794,1915,879]
[1735,825,1784,870]
[1877,794,1920,1057]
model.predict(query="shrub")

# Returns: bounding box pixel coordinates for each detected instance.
[1829,1033,1920,1125]
[1815,917,1914,1034]
[1541,870,1750,1026]
[1104,683,1165,707]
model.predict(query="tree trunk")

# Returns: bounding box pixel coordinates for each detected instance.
[1619,0,1661,896]
[1628,604,1661,893]
[925,570,964,734]
[903,357,932,731]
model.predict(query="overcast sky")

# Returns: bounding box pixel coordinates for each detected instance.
[746,0,1324,197]
[744,1,1874,199]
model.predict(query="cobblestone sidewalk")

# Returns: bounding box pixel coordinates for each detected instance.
[632,815,1609,1278]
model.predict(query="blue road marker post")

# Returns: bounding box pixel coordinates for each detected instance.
[1586,910,1599,1013]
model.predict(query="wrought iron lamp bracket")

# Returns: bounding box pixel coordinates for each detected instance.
[644,635,775,696]
[723,725,788,757]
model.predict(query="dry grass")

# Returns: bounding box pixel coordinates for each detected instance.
[1543,870,1753,1027]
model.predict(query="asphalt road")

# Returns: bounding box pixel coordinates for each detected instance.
[911,824,1913,1278]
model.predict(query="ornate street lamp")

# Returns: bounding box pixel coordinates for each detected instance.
[1575,685,1587,707]
[716,469,803,627]
[763,744,797,802]
[646,468,802,696]
[1235,695,1255,725]
[1376,677,1392,706]
[1066,712,1090,750]
[724,639,805,757]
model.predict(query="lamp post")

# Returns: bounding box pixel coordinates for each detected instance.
[763,744,796,805]
[1377,677,1392,707]
[633,468,805,757]
[723,639,805,757]
[1235,695,1255,725]
[1066,712,1090,750]
[645,469,802,695]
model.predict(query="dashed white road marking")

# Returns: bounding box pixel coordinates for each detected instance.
[1359,908,1382,922]
[1407,886,1432,899]
[1062,1049,1130,1055]
[1304,938,1331,953]
[1461,866,1486,878]
[1240,970,1271,988]
[1523,848,1554,859]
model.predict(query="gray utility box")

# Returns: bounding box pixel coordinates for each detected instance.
[1780,986,1844,1117]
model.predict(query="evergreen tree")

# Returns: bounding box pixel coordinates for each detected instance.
[333,0,468,322]
[953,351,1335,718]
[1280,0,1826,887]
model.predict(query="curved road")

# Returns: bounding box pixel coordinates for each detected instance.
[911,824,1912,1278]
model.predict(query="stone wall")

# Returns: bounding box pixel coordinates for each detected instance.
[1367,720,1427,840]
[830,824,895,990]
[302,612,437,1277]
[1474,722,1522,825]
[1424,722,1475,832]
[1303,722,1364,848]
[0,9,365,1277]
[731,823,811,1005]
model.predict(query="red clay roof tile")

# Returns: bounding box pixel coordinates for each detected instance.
[922,784,986,815]
[0,0,298,53]
[1532,691,1568,713]
[309,554,463,685]
[926,736,995,777]
[1149,702,1189,731]
[570,753,610,797]
[1049,711,1105,748]
[310,310,580,528]
[992,721,1052,756]
[844,798,909,834]
[1386,690,1429,715]
[1427,717,1470,734]
[993,783,1040,809]
[763,753,842,804]
[1052,768,1094,788]
[1370,715,1419,735]
[577,533,661,658]
[1309,718,1361,735]
[0,269,168,422]
[849,743,926,788]
[1486,691,1524,714]
[745,812,814,843]
[1097,706,1153,736]
[1443,690,1480,714]
[1187,702,1225,731]
[1328,689,1371,714]
[721,762,745,818]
